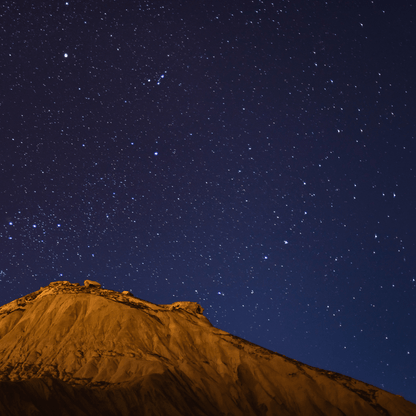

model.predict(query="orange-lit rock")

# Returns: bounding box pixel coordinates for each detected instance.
[0,281,414,415]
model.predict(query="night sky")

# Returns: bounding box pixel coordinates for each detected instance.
[1,0,415,403]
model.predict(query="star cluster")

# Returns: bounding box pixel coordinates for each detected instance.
[1,0,415,403]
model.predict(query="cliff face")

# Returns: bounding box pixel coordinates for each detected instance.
[0,281,414,416]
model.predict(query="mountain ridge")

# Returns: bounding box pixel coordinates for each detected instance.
[0,280,414,415]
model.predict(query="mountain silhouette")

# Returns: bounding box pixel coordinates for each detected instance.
[0,280,414,415]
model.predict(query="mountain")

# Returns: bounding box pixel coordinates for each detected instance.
[0,280,414,416]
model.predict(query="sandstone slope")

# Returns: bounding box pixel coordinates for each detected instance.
[0,280,414,416]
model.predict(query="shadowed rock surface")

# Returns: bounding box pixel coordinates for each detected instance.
[0,281,414,415]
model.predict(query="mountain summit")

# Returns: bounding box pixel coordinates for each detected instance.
[0,281,414,415]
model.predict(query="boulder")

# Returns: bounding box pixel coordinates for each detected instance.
[122,290,133,296]
[84,280,101,288]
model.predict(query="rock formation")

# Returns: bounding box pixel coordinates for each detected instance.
[84,279,102,288]
[0,280,414,415]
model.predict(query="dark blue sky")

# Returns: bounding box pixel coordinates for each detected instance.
[1,0,415,403]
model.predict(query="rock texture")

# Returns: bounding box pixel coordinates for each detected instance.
[0,281,414,416]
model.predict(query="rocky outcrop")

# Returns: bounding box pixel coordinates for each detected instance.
[84,279,102,288]
[0,280,206,320]
[166,301,204,314]
[0,281,415,416]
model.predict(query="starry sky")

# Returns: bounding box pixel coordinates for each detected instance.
[1,0,415,403]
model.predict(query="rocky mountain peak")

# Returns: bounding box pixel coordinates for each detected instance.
[0,280,415,416]
[0,280,205,319]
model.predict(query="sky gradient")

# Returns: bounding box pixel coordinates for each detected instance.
[1,0,415,403]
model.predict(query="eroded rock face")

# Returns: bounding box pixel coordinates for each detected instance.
[0,281,415,416]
